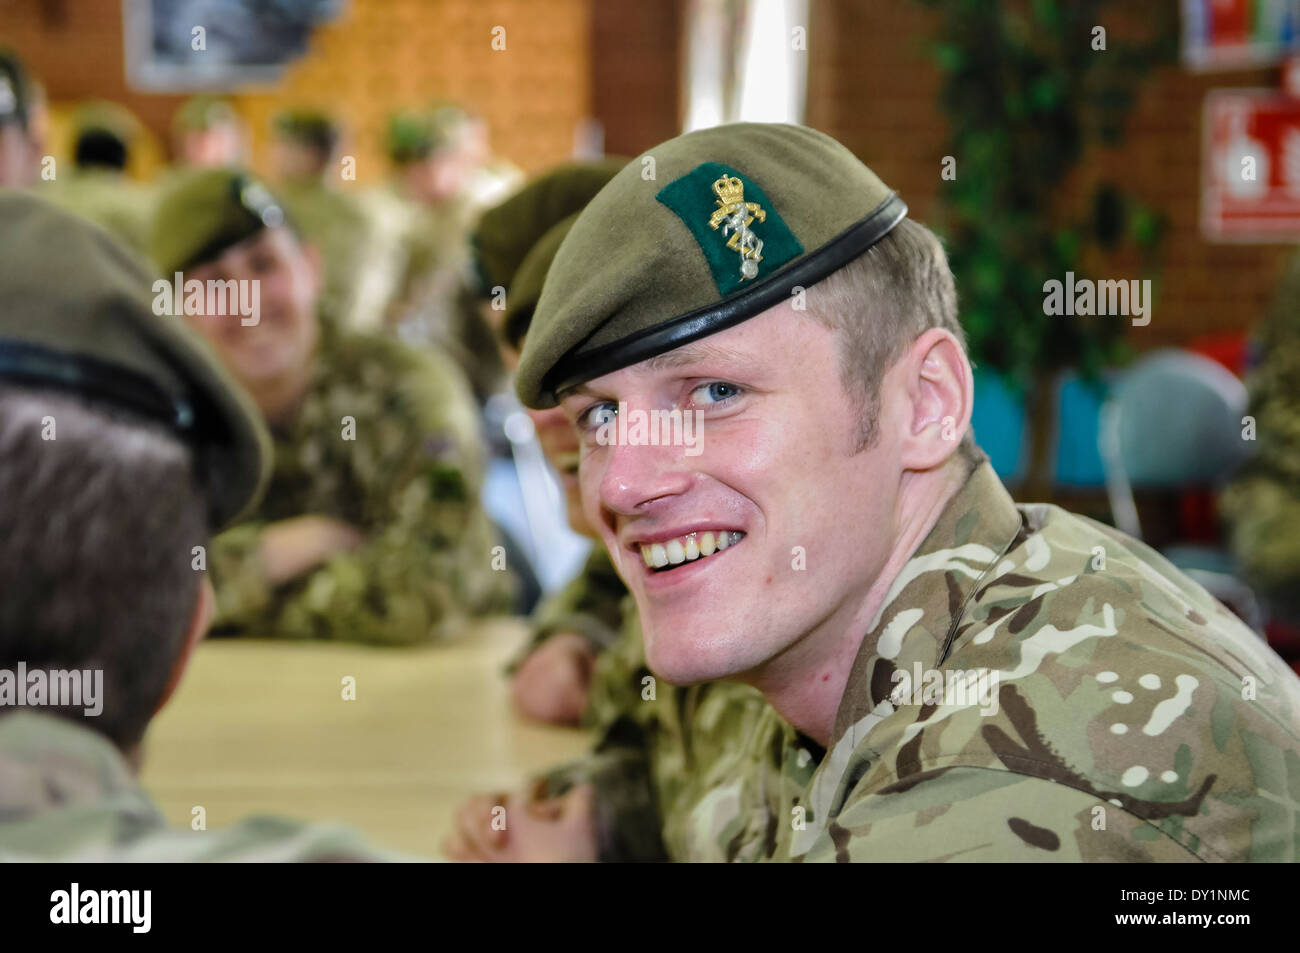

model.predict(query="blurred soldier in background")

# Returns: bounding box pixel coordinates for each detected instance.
[0,48,43,188]
[1223,252,1300,652]
[0,193,413,860]
[473,159,631,726]
[170,95,247,169]
[42,100,154,256]
[379,105,520,403]
[390,104,519,241]
[444,160,778,862]
[149,168,515,644]
[269,107,384,332]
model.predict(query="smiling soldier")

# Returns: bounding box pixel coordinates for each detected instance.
[515,122,1300,862]
[149,168,514,645]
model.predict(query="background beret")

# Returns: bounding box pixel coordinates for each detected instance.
[502,212,579,350]
[171,95,239,135]
[273,107,340,154]
[150,167,289,276]
[385,104,469,165]
[471,157,628,297]
[0,192,271,530]
[515,122,906,408]
[71,99,143,145]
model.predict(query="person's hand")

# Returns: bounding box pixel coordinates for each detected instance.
[510,632,598,726]
[441,783,598,863]
[259,515,365,586]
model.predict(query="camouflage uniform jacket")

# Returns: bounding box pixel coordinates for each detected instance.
[40,170,155,258]
[208,329,514,644]
[506,546,627,676]
[276,179,383,333]
[0,712,416,861]
[706,461,1300,862]
[1222,249,1300,628]
[548,595,794,862]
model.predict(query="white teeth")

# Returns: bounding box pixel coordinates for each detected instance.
[638,530,743,570]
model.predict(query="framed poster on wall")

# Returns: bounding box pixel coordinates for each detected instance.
[123,0,344,92]
[1182,0,1300,71]
[1202,88,1300,240]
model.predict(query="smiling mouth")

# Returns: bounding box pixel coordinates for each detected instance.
[638,531,746,573]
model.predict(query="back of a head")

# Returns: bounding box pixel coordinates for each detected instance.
[71,101,141,173]
[74,127,129,171]
[0,193,270,752]
[0,388,208,749]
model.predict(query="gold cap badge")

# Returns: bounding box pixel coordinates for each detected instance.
[708,174,766,280]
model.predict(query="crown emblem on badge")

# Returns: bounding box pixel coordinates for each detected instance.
[708,174,766,281]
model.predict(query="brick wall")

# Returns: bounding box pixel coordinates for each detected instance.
[1,0,592,180]
[590,0,685,158]
[805,0,1294,351]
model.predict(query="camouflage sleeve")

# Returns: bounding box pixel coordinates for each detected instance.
[1221,288,1300,623]
[798,767,1202,862]
[505,550,628,674]
[539,718,668,863]
[206,521,275,631]
[1222,249,1300,624]
[581,599,649,733]
[530,599,669,861]
[211,341,514,644]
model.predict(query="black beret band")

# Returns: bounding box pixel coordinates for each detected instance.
[540,191,907,405]
[0,339,195,433]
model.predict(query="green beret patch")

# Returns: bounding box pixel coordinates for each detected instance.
[656,162,803,295]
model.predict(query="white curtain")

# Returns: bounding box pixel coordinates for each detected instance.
[683,0,809,132]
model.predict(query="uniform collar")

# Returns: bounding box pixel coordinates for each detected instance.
[830,460,1024,749]
[0,711,161,827]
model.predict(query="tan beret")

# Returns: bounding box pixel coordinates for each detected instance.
[515,122,906,408]
[0,192,270,529]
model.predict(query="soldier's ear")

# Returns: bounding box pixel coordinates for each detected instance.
[896,327,972,472]
[153,578,214,718]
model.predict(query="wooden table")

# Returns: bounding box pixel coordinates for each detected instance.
[140,619,590,858]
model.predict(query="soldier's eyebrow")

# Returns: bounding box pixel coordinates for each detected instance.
[558,341,752,402]
[644,341,750,372]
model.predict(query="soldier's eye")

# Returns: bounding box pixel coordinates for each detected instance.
[578,401,618,432]
[690,381,742,406]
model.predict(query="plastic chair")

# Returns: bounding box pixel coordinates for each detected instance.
[1097,348,1262,632]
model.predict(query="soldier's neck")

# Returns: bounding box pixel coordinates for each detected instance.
[750,461,967,748]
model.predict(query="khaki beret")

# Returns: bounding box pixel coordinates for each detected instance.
[386,105,468,165]
[515,122,907,408]
[471,158,628,297]
[0,192,270,529]
[502,212,579,350]
[273,107,340,154]
[72,100,143,144]
[172,95,239,135]
[150,167,289,276]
